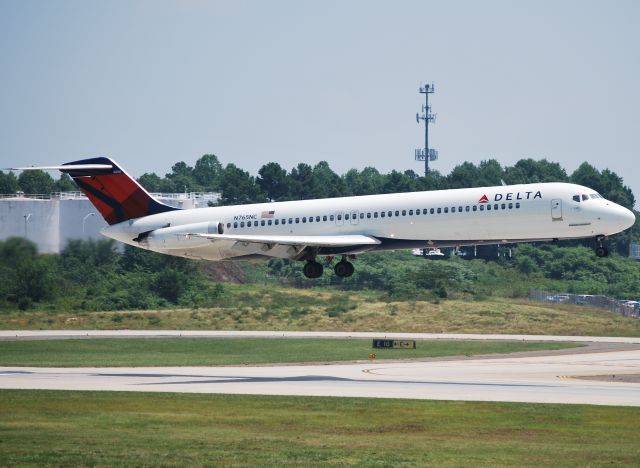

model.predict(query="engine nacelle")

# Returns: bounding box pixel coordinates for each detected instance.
[142,221,223,250]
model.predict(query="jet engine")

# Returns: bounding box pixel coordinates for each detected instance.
[138,221,223,250]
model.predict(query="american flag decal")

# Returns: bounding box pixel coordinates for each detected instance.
[261,210,275,218]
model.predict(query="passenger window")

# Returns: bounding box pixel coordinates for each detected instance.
[423,209,428,214]
[226,222,231,228]
[295,218,300,223]
[234,222,238,228]
[402,210,406,216]
[515,202,521,208]
[323,215,327,221]
[330,215,334,221]
[458,206,463,212]
[381,212,386,218]
[316,216,320,222]
[444,207,449,213]
[409,209,413,215]
[437,208,442,214]
[240,221,245,227]
[501,204,506,209]
[388,211,392,217]
[494,204,498,210]
[465,206,470,212]
[487,205,491,211]
[430,208,435,214]
[416,208,420,215]
[288,218,292,224]
[395,210,400,216]
[573,195,580,202]
[480,205,484,211]
[451,207,455,212]
[359,213,364,219]
[374,212,378,218]
[337,214,342,221]
[302,217,306,223]
[308,217,313,223]
[473,206,477,212]
[261,220,265,226]
[274,219,278,225]
[345,214,350,220]
[255,221,259,226]
[366,213,371,219]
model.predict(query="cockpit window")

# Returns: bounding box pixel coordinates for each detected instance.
[573,195,580,202]
[590,193,602,199]
[582,194,589,201]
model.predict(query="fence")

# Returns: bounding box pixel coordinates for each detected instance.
[529,289,640,319]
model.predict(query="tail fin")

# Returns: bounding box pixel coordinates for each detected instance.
[61,157,179,225]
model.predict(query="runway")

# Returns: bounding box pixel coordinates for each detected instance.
[1,335,639,406]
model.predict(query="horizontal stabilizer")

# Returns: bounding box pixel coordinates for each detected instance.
[7,164,113,171]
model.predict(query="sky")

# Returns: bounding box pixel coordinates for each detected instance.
[1,1,638,206]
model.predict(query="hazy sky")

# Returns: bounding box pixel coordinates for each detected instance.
[1,1,638,206]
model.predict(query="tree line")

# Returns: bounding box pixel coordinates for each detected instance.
[0,154,635,211]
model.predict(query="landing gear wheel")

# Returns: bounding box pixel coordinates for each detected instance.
[594,235,609,258]
[595,246,609,258]
[303,261,324,279]
[334,260,354,278]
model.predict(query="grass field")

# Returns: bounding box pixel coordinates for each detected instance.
[0,338,580,367]
[1,390,639,466]
[2,284,640,337]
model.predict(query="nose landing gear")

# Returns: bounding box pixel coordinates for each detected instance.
[595,235,609,258]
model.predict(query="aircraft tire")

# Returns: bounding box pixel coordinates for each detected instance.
[334,260,354,278]
[303,261,323,278]
[595,246,609,258]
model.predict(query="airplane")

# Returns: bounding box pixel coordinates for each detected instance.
[12,157,636,278]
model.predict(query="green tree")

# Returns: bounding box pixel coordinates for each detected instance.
[257,162,290,201]
[219,164,265,205]
[55,173,76,192]
[288,163,315,200]
[310,161,347,198]
[193,154,223,191]
[0,171,19,194]
[18,170,55,194]
[166,161,199,192]
[343,167,384,195]
[137,173,164,192]
[503,159,568,184]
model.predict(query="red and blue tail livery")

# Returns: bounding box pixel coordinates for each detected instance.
[60,157,179,225]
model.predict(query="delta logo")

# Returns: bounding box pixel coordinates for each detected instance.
[479,191,543,203]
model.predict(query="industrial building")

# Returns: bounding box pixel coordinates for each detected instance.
[0,192,219,253]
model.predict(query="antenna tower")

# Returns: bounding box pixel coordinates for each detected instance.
[415,83,438,175]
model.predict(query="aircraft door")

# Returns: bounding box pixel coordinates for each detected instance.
[350,210,359,225]
[335,211,344,226]
[551,199,563,220]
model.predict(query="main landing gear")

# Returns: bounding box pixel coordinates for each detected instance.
[302,256,355,279]
[595,235,609,258]
[334,257,355,278]
[302,260,323,279]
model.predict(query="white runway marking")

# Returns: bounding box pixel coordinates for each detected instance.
[1,348,639,406]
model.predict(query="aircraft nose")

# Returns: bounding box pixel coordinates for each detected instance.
[619,206,636,230]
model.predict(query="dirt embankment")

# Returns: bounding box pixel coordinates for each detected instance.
[201,261,247,284]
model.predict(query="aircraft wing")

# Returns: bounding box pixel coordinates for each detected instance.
[191,233,380,247]
[187,233,380,259]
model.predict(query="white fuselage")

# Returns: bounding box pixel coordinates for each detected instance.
[102,182,635,261]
